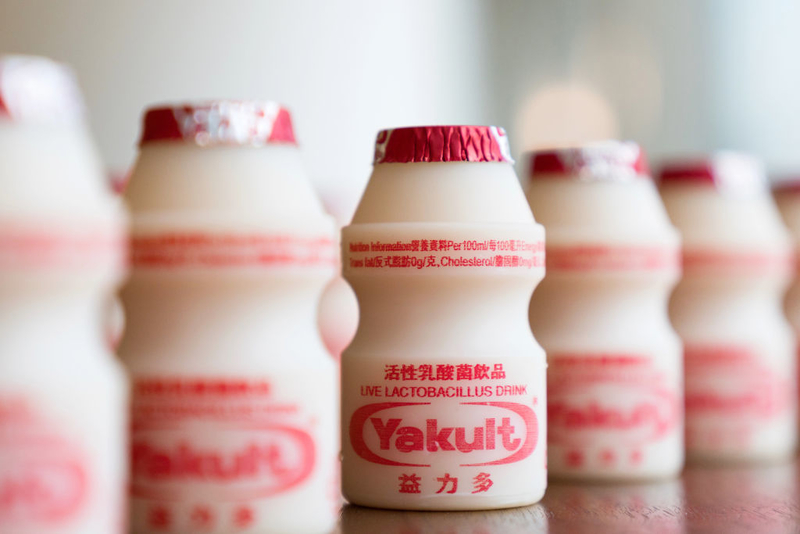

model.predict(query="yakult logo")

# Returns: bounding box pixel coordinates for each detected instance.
[684,346,792,419]
[131,426,315,500]
[0,459,87,524]
[547,354,679,446]
[548,389,678,446]
[0,398,88,525]
[350,402,537,467]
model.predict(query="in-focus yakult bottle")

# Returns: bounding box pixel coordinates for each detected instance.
[0,55,128,533]
[527,141,683,480]
[341,126,547,510]
[660,154,797,463]
[120,101,338,533]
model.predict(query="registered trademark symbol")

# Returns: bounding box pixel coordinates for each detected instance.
[532,396,538,406]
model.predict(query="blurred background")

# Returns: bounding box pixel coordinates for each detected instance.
[1,0,799,219]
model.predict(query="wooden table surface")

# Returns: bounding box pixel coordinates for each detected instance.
[336,459,800,533]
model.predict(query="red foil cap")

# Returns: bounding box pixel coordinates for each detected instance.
[528,141,649,181]
[140,101,296,147]
[658,152,767,193]
[373,126,513,164]
[0,55,84,124]
[773,177,800,194]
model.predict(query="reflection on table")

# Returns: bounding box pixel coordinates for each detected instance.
[340,503,548,534]
[338,459,800,533]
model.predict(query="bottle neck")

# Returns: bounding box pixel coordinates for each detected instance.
[662,184,792,250]
[526,178,677,244]
[352,162,535,225]
[128,144,326,219]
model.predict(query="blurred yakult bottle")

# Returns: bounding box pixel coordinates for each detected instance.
[0,55,128,533]
[120,101,338,533]
[660,154,797,463]
[106,169,130,351]
[527,141,683,480]
[341,126,547,510]
[775,177,800,430]
[317,193,358,361]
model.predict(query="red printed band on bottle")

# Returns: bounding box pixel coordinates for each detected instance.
[684,346,794,449]
[344,238,545,272]
[347,359,542,498]
[682,249,794,276]
[0,396,89,527]
[139,101,296,147]
[131,377,320,531]
[547,353,680,469]
[131,232,337,269]
[546,245,680,273]
[373,126,513,164]
[0,220,126,273]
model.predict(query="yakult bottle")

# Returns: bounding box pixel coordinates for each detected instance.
[660,154,797,463]
[120,102,338,533]
[106,170,129,351]
[775,180,800,419]
[318,196,359,361]
[527,141,683,480]
[0,56,128,533]
[341,126,547,510]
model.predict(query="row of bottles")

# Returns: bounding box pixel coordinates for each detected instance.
[4,54,800,532]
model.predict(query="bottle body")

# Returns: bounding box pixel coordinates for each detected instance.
[341,224,547,510]
[661,167,797,464]
[775,186,800,435]
[526,146,683,481]
[671,278,796,462]
[340,127,548,511]
[121,276,337,534]
[0,281,128,534]
[531,265,683,480]
[0,56,129,534]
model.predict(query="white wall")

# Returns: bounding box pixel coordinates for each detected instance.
[2,0,799,198]
[486,0,714,169]
[0,0,491,219]
[485,0,800,176]
[706,0,800,174]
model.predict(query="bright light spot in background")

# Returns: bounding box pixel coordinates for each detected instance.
[516,82,619,152]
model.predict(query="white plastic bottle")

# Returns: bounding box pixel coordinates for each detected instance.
[119,101,338,534]
[341,125,547,510]
[775,179,800,420]
[526,141,683,480]
[660,154,797,463]
[318,195,359,361]
[0,55,128,533]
